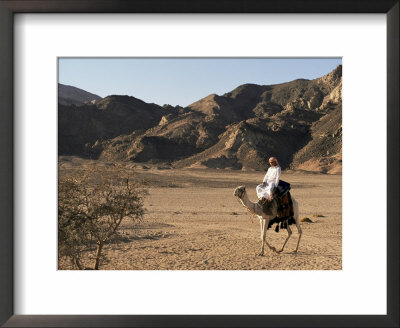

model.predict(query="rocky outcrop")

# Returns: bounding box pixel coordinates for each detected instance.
[290,104,342,173]
[173,118,309,170]
[97,111,225,162]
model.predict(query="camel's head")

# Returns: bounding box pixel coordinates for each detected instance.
[234,186,246,198]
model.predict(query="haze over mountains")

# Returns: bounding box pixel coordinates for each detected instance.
[59,65,342,173]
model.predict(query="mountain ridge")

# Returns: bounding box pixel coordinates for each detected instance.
[58,83,102,106]
[59,65,342,173]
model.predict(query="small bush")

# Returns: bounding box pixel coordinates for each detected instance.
[58,164,147,270]
[300,217,313,223]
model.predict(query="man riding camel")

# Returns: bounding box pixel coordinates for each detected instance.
[256,156,281,205]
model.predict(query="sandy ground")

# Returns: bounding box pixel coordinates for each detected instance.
[58,157,342,270]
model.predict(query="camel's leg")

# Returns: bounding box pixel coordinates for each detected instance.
[294,218,302,252]
[292,198,302,252]
[261,218,277,254]
[295,220,303,252]
[278,224,292,253]
[259,219,265,256]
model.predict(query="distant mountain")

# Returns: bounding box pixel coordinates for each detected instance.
[58,83,102,106]
[59,95,176,155]
[58,65,342,173]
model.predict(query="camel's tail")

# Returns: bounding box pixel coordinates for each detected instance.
[292,197,299,221]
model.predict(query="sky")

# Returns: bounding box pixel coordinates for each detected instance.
[59,58,341,107]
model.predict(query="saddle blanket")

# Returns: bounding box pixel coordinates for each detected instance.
[262,191,294,218]
[277,192,294,218]
[275,180,291,197]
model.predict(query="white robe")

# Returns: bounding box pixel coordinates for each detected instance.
[256,166,281,199]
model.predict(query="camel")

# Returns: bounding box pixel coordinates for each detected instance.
[233,186,302,255]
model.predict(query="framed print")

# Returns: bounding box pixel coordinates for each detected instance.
[0,1,398,327]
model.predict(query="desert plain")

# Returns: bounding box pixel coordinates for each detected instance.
[58,156,342,270]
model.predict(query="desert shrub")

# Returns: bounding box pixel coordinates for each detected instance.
[58,164,147,270]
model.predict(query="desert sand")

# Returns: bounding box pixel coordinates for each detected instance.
[58,157,342,270]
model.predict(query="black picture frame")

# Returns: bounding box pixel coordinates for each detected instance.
[0,1,398,327]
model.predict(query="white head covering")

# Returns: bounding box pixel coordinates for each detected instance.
[269,157,280,167]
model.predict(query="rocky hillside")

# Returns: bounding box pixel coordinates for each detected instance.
[59,95,177,155]
[59,65,342,173]
[58,83,102,106]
